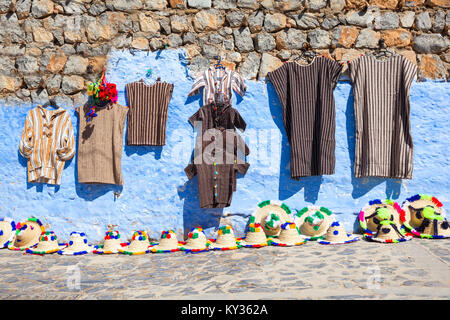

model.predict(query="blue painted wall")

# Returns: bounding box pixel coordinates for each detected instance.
[0,49,449,242]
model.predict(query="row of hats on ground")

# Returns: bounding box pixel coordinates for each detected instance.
[0,194,447,256]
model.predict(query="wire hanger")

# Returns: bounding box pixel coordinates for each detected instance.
[214,55,225,70]
[372,39,394,60]
[297,42,316,64]
[40,98,60,110]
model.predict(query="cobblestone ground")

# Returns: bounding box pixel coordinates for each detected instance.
[0,238,449,300]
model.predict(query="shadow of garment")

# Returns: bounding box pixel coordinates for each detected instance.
[345,86,402,200]
[267,81,323,202]
[125,145,163,159]
[177,177,222,238]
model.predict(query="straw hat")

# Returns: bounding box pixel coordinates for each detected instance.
[180,227,210,253]
[209,225,241,250]
[359,199,413,243]
[118,231,151,255]
[150,230,184,253]
[0,217,16,248]
[250,200,292,237]
[268,222,307,247]
[318,221,360,245]
[8,217,45,251]
[401,194,449,239]
[58,232,95,255]
[237,223,269,248]
[26,231,67,254]
[293,206,335,240]
[93,230,128,254]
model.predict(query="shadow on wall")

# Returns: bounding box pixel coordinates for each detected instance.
[266,82,323,203]
[344,87,402,200]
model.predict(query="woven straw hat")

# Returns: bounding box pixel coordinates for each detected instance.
[318,221,360,245]
[209,226,241,250]
[118,231,150,255]
[26,231,67,254]
[150,230,183,253]
[0,217,16,248]
[250,200,292,237]
[293,206,335,240]
[401,194,449,239]
[269,222,307,247]
[58,232,95,255]
[237,223,269,248]
[180,227,210,253]
[94,230,127,254]
[359,199,413,243]
[8,217,45,251]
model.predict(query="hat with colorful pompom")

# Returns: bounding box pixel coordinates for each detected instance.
[26,231,67,254]
[8,217,45,251]
[250,200,292,237]
[118,230,151,255]
[150,230,184,253]
[268,222,307,247]
[0,217,16,248]
[359,199,413,243]
[58,232,95,255]
[401,194,449,239]
[93,227,128,254]
[209,225,241,251]
[293,206,335,240]
[237,222,269,248]
[318,221,360,245]
[180,227,210,253]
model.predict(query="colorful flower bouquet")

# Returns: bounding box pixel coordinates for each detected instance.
[86,71,118,121]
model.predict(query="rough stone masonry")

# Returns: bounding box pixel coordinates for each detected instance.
[0,0,449,106]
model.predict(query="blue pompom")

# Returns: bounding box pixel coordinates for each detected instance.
[333,230,339,235]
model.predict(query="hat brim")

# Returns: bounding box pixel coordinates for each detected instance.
[251,200,292,236]
[268,238,307,247]
[318,234,361,245]
[363,233,413,243]
[0,218,16,248]
[149,241,184,253]
[93,242,129,254]
[179,241,211,253]
[58,244,96,255]
[236,237,268,248]
[8,219,45,251]
[26,243,68,254]
[208,239,242,250]
[401,196,449,239]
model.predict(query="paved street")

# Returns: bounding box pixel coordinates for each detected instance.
[0,238,449,300]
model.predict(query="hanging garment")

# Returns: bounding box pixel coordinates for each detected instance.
[188,102,246,134]
[188,66,246,105]
[77,102,128,185]
[348,54,417,179]
[267,57,343,179]
[125,79,174,146]
[19,105,75,185]
[185,129,250,208]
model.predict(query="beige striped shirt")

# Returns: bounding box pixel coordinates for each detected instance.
[19,105,75,185]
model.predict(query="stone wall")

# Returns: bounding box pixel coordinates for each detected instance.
[0,0,449,106]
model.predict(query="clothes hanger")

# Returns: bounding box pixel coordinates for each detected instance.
[296,42,316,64]
[214,55,225,70]
[372,39,394,60]
[40,98,60,110]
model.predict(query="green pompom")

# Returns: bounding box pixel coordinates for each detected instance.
[314,211,324,220]
[296,207,308,217]
[376,207,391,220]
[249,216,256,223]
[320,207,332,216]
[313,225,320,231]
[423,206,443,221]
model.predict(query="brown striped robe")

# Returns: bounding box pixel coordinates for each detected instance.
[19,105,75,185]
[125,80,174,146]
[267,57,343,179]
[77,102,128,185]
[348,54,417,179]
[188,66,246,105]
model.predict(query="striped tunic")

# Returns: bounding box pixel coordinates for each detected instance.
[77,102,128,185]
[348,54,417,179]
[188,66,246,105]
[19,105,75,185]
[267,57,343,179]
[125,80,174,146]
